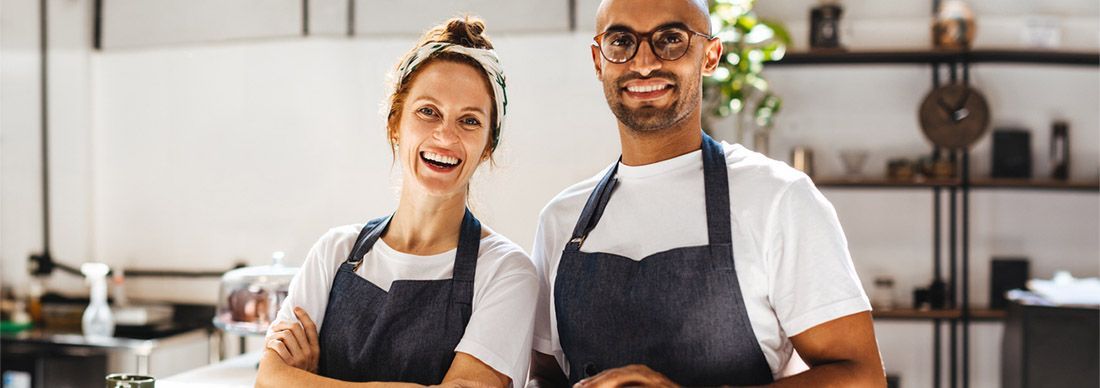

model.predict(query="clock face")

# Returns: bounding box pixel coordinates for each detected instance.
[919,84,991,149]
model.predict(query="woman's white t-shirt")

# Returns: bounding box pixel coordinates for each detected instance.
[272,225,539,386]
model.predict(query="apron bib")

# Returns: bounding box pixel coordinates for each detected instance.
[317,209,480,384]
[554,134,773,386]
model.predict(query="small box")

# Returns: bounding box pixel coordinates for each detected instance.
[992,129,1031,178]
[990,258,1029,309]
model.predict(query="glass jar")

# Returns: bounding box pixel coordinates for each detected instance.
[871,276,897,311]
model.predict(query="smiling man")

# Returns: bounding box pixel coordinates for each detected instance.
[526,0,886,387]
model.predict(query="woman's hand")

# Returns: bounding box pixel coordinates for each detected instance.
[266,307,321,373]
[432,379,495,388]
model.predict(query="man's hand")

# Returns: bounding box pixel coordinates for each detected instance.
[574,365,677,388]
[265,307,321,373]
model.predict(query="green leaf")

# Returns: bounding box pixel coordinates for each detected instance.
[761,19,792,45]
[735,14,758,31]
[703,0,787,123]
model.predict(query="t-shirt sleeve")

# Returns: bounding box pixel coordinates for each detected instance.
[268,229,341,336]
[529,209,561,358]
[766,177,871,336]
[455,251,540,388]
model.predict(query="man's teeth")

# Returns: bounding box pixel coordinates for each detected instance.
[422,151,460,166]
[626,84,669,93]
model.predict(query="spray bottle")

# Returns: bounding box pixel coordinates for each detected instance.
[81,262,114,339]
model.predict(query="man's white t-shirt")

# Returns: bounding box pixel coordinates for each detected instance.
[530,141,871,379]
[272,224,539,386]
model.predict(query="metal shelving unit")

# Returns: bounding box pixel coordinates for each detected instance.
[771,49,1100,67]
[873,308,1007,321]
[814,177,1100,191]
[777,45,1099,388]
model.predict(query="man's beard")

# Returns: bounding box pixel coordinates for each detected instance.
[603,70,700,133]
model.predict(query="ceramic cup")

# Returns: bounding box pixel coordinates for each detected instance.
[105,373,154,388]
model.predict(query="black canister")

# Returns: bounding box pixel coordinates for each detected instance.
[1050,121,1069,180]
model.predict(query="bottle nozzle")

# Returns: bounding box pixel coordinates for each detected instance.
[80,262,110,278]
[272,251,286,266]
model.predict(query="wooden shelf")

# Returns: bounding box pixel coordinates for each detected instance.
[771,49,1100,67]
[814,177,958,189]
[873,307,1006,321]
[814,177,1100,192]
[970,178,1100,190]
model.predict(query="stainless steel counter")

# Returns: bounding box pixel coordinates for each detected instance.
[2,327,211,375]
[160,351,260,388]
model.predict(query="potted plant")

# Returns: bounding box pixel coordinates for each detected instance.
[703,0,791,155]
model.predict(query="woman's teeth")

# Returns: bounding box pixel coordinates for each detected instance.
[421,151,461,168]
[626,84,669,93]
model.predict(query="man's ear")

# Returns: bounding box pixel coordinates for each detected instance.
[590,44,604,80]
[700,38,723,76]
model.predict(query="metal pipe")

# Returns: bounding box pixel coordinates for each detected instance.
[961,151,971,387]
[962,60,970,85]
[934,319,942,388]
[302,0,309,36]
[53,261,238,279]
[569,0,577,32]
[932,62,941,87]
[946,316,954,386]
[346,0,354,36]
[949,151,958,309]
[934,149,942,279]
[949,151,958,388]
[933,150,943,388]
[93,0,102,49]
[38,0,51,261]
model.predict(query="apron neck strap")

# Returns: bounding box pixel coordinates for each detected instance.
[566,161,620,250]
[347,215,394,264]
[346,208,482,281]
[451,208,481,317]
[566,132,731,250]
[700,134,732,245]
[452,208,481,284]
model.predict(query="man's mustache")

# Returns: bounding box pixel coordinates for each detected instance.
[615,71,680,89]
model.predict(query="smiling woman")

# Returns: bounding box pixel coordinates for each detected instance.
[386,19,506,162]
[398,61,495,195]
[254,16,537,388]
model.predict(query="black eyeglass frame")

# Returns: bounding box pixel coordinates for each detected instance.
[592,26,716,64]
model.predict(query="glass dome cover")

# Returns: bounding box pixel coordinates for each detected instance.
[213,252,298,336]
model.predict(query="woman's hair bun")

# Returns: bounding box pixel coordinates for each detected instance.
[430,16,493,50]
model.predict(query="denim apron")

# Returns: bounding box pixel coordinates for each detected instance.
[553,134,774,386]
[316,209,480,384]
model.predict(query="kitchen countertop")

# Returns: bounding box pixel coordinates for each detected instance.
[1,327,209,355]
[160,351,260,388]
[2,326,215,378]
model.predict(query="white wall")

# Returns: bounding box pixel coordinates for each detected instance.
[2,0,1097,387]
[1,0,45,292]
[1,0,95,296]
[85,33,620,301]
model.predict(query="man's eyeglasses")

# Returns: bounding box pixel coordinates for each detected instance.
[593,26,714,64]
